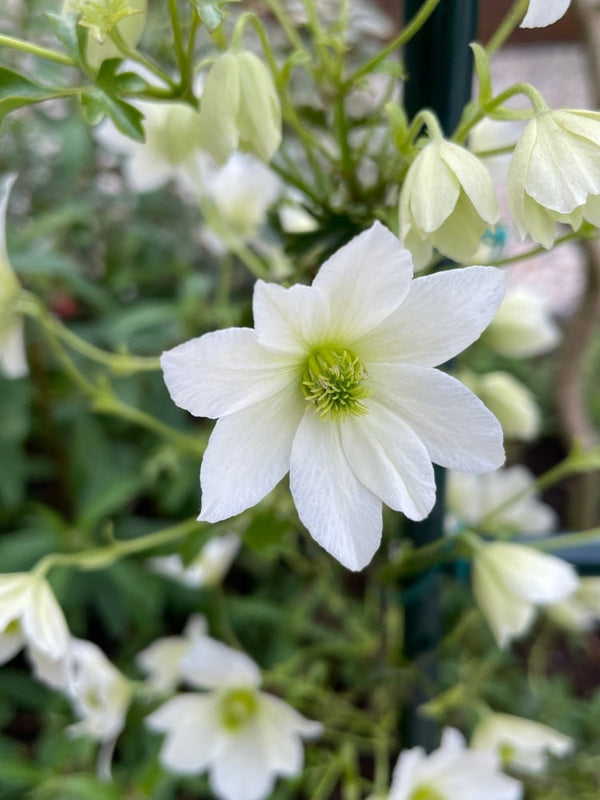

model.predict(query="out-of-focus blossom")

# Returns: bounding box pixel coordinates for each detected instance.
[521,0,571,28]
[63,0,147,69]
[546,577,600,633]
[149,535,240,589]
[386,727,522,800]
[483,287,560,357]
[0,174,27,378]
[399,138,498,269]
[147,637,322,800]
[471,712,574,774]
[472,541,578,648]
[459,370,540,442]
[446,465,557,536]
[137,615,208,692]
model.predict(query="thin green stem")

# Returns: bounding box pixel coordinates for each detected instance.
[34,517,201,576]
[108,27,175,88]
[532,527,600,553]
[478,230,589,268]
[453,81,544,143]
[485,0,529,57]
[168,0,188,89]
[262,0,305,51]
[0,34,76,66]
[348,0,443,85]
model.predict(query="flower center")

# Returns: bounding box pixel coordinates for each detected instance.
[219,688,258,732]
[301,347,373,420]
[410,785,446,800]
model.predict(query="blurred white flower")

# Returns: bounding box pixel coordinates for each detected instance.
[0,174,27,378]
[471,712,574,774]
[63,0,147,70]
[95,99,209,196]
[147,637,322,800]
[161,222,505,570]
[472,541,579,648]
[521,0,571,28]
[149,534,240,589]
[399,138,498,269]
[199,51,281,165]
[446,465,557,536]
[507,109,600,247]
[387,727,522,800]
[0,572,69,666]
[483,287,560,358]
[461,371,540,442]
[546,577,600,633]
[66,638,132,744]
[137,614,207,692]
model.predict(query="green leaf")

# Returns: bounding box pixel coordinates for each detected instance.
[31,774,123,800]
[95,58,149,94]
[80,85,145,141]
[0,68,64,124]
[45,12,88,66]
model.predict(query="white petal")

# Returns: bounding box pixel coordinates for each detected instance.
[290,410,382,571]
[473,551,538,647]
[485,543,579,604]
[312,222,413,342]
[357,266,505,367]
[136,636,190,691]
[259,693,323,741]
[405,142,460,233]
[0,631,25,665]
[160,328,296,419]
[341,401,435,519]
[0,173,17,281]
[199,381,304,522]
[210,725,277,800]
[0,573,31,631]
[521,0,571,28]
[371,365,505,472]
[389,746,427,800]
[180,637,262,690]
[0,318,27,379]
[439,142,499,224]
[21,577,69,660]
[147,694,225,773]
[252,280,329,354]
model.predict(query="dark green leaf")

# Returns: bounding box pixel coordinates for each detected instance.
[45,11,87,66]
[80,86,145,141]
[0,68,64,123]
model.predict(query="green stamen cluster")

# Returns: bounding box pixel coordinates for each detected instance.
[301,347,373,420]
[410,785,446,800]
[71,0,140,40]
[219,688,259,732]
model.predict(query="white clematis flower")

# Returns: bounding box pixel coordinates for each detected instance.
[546,576,600,633]
[521,0,571,28]
[507,109,600,247]
[0,572,69,666]
[0,174,27,378]
[446,465,557,536]
[148,534,240,589]
[483,288,560,358]
[399,138,499,269]
[161,222,505,571]
[471,712,574,774]
[387,727,522,800]
[472,541,579,648]
[137,614,208,692]
[147,637,322,800]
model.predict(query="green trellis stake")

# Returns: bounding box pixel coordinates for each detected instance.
[400,0,479,751]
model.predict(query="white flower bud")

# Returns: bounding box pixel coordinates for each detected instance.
[483,287,560,358]
[399,138,498,269]
[464,371,540,441]
[199,51,281,165]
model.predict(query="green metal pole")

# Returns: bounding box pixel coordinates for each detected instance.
[401,0,478,751]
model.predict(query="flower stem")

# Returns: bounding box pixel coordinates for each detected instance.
[0,34,75,66]
[485,0,529,57]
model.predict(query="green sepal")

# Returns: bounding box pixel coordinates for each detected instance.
[470,42,493,105]
[188,0,228,32]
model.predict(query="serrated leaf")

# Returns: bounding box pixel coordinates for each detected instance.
[81,86,145,140]
[0,68,64,123]
[96,58,149,94]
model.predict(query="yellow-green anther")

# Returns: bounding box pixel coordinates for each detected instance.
[301,347,372,420]
[219,688,259,732]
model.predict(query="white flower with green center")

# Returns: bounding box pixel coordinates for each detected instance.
[161,222,505,571]
[0,572,69,667]
[471,713,574,774]
[63,0,147,70]
[521,0,571,28]
[0,174,27,379]
[387,727,522,800]
[146,637,322,800]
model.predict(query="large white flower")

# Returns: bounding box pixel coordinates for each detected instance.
[0,572,69,666]
[472,541,579,648]
[399,138,498,269]
[146,637,322,800]
[507,109,600,247]
[471,712,574,774]
[0,174,27,378]
[482,288,560,358]
[387,727,522,800]
[446,465,557,536]
[521,0,571,28]
[161,222,505,570]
